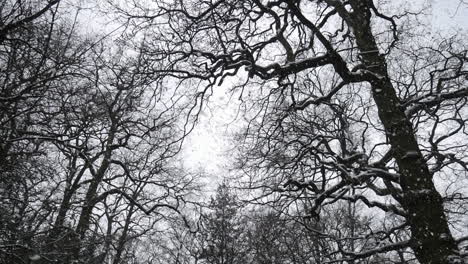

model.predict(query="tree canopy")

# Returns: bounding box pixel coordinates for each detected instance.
[1,1,468,264]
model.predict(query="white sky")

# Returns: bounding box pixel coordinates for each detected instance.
[181,84,241,188]
[432,0,468,32]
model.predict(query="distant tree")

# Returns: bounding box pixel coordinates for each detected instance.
[40,44,197,264]
[0,2,90,263]
[198,182,247,264]
[247,211,307,264]
[244,199,409,264]
[0,2,200,263]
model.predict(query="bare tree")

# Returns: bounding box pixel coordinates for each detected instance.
[112,0,468,263]
[0,2,92,262]
[0,0,60,44]
[41,44,199,263]
[0,3,201,263]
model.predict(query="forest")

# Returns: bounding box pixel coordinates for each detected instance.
[0,0,467,263]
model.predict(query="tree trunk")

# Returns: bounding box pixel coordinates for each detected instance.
[70,125,116,263]
[112,203,135,264]
[348,1,461,263]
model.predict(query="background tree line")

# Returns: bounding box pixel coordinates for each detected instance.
[1,0,468,264]
[0,1,200,263]
[159,182,396,264]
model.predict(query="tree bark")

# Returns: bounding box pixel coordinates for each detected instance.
[112,203,135,264]
[70,124,116,263]
[347,1,461,263]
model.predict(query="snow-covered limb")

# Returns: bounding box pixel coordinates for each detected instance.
[290,81,348,110]
[282,178,320,192]
[457,235,468,244]
[405,86,468,117]
[351,68,387,81]
[361,167,400,183]
[335,240,411,261]
[333,193,406,216]
[251,53,332,79]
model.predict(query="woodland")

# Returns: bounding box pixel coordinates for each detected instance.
[0,0,468,264]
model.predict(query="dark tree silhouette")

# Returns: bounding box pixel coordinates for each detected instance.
[112,0,468,263]
[198,182,247,264]
[1,1,467,263]
[0,2,200,263]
